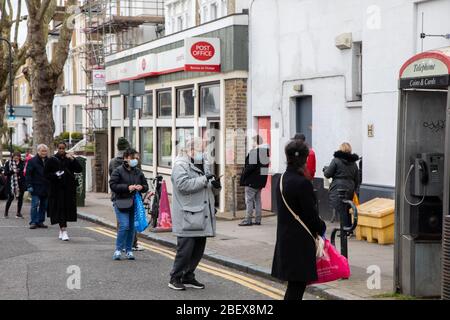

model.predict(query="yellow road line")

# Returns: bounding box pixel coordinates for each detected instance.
[92,226,285,296]
[86,226,284,300]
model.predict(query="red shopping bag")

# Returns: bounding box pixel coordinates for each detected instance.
[309,239,351,285]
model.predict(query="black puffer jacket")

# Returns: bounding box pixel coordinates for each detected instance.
[109,164,149,204]
[323,151,360,210]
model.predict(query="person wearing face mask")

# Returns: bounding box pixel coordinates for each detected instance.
[109,148,149,261]
[108,137,144,252]
[3,152,26,219]
[168,138,221,291]
[44,142,83,241]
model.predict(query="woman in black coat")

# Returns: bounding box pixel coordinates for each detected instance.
[323,142,360,226]
[44,142,82,241]
[3,152,26,218]
[272,140,326,300]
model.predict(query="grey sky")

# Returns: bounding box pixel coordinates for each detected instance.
[11,0,28,46]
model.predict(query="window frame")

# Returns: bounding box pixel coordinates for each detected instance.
[176,86,195,118]
[199,82,220,117]
[157,127,173,168]
[157,90,172,118]
[140,127,154,166]
[140,91,154,119]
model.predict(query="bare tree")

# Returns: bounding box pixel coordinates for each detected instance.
[25,0,77,150]
[0,0,28,156]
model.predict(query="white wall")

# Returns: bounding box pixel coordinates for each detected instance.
[249,0,450,189]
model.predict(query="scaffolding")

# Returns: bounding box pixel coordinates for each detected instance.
[79,0,165,140]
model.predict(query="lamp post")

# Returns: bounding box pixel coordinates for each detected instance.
[0,37,14,153]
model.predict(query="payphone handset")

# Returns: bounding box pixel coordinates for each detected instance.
[404,153,444,206]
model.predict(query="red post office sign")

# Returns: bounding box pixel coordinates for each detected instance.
[184,37,221,72]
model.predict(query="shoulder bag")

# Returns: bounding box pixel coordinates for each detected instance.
[280,173,324,258]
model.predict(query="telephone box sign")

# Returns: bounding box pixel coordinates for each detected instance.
[185,37,221,72]
[399,49,450,89]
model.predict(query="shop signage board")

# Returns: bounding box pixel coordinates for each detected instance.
[106,38,221,84]
[184,37,221,72]
[92,69,106,91]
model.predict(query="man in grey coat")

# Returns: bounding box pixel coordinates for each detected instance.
[169,138,221,291]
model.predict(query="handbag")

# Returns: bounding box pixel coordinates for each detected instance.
[308,238,351,284]
[280,173,325,258]
[115,197,134,211]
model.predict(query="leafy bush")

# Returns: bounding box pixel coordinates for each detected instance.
[71,132,83,140]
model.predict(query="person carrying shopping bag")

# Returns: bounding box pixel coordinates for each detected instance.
[109,148,148,261]
[272,139,326,300]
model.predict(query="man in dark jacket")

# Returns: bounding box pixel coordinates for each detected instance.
[26,144,50,229]
[239,135,270,226]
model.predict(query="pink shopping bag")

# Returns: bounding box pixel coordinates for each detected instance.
[309,239,351,285]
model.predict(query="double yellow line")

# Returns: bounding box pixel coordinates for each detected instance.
[86,226,285,300]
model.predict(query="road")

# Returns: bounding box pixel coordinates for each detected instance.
[0,207,319,300]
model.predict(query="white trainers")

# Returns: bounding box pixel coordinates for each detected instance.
[61,231,69,241]
[59,231,63,240]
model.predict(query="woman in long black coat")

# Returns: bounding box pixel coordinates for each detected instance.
[323,142,360,225]
[44,142,82,241]
[272,140,326,300]
[3,152,26,218]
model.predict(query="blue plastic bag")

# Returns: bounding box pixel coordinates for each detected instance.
[134,193,148,232]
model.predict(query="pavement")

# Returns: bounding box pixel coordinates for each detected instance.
[0,200,321,300]
[76,193,396,300]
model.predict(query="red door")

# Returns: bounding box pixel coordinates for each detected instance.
[257,117,271,211]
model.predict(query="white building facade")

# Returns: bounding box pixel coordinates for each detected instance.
[248,0,450,217]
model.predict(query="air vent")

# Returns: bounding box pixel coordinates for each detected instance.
[442,215,450,299]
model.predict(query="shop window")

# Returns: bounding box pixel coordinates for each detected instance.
[111,96,122,120]
[140,127,153,166]
[141,92,153,118]
[124,127,136,148]
[177,87,194,117]
[158,90,172,117]
[158,127,172,167]
[200,84,220,117]
[176,128,195,156]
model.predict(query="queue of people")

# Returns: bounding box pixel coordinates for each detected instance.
[2,143,82,241]
[0,133,358,301]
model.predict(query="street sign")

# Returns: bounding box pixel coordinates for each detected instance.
[7,120,15,128]
[119,80,145,96]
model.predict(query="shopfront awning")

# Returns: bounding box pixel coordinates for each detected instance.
[399,47,450,89]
